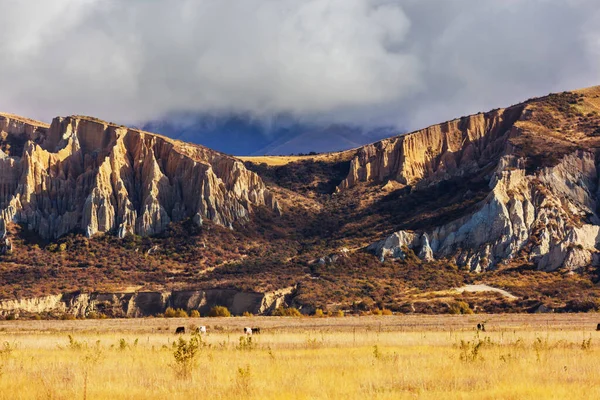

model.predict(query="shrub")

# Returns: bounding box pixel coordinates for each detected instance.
[449,301,474,315]
[164,307,177,318]
[86,311,107,320]
[272,307,302,317]
[242,311,253,317]
[381,308,393,316]
[237,336,256,351]
[189,310,200,318]
[174,309,189,318]
[313,308,325,318]
[170,333,204,379]
[60,313,76,320]
[207,306,231,317]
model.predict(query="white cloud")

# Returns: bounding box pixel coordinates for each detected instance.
[0,0,598,130]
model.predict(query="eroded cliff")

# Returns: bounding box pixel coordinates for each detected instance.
[0,287,295,318]
[366,88,600,272]
[338,106,524,190]
[0,114,280,239]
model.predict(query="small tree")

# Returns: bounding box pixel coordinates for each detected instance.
[171,332,204,379]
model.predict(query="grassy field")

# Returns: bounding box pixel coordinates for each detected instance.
[1,314,600,399]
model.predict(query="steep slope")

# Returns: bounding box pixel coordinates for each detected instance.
[0,114,280,240]
[361,88,600,272]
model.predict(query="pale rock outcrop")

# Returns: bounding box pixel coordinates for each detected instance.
[0,114,281,239]
[0,287,296,317]
[370,151,600,272]
[0,294,65,315]
[339,106,524,190]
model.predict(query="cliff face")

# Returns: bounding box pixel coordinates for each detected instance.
[369,151,600,271]
[365,88,600,272]
[0,287,295,318]
[0,114,280,239]
[339,106,524,190]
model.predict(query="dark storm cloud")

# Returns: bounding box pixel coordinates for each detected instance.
[0,0,598,130]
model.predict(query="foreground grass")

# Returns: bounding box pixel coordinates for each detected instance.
[1,318,600,399]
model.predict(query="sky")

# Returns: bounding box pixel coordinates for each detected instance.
[1,0,599,131]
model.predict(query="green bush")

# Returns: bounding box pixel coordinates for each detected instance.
[207,306,231,317]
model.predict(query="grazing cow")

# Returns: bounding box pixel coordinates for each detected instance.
[244,327,253,336]
[477,323,485,332]
[175,326,185,334]
[251,327,261,334]
[597,323,600,331]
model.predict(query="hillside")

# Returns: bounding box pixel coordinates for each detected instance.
[2,86,600,317]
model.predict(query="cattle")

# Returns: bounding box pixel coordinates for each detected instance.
[597,323,600,331]
[251,327,261,334]
[175,326,185,334]
[194,325,207,334]
[477,323,486,332]
[244,327,253,336]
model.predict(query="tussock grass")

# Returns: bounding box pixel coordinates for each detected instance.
[1,316,600,398]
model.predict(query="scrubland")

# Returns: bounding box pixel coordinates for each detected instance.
[0,315,599,399]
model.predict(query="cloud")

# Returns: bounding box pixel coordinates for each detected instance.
[0,0,599,131]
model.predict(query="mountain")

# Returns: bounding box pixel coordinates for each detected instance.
[0,114,279,240]
[2,86,600,317]
[141,113,397,156]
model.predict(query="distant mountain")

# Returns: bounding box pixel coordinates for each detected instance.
[141,113,399,156]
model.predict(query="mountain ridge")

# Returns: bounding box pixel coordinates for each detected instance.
[2,85,600,316]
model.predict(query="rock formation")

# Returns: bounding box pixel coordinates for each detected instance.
[365,88,600,272]
[0,287,295,318]
[338,106,524,190]
[369,151,600,271]
[0,113,281,239]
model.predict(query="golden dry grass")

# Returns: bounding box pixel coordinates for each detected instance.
[1,315,600,399]
[238,150,354,166]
